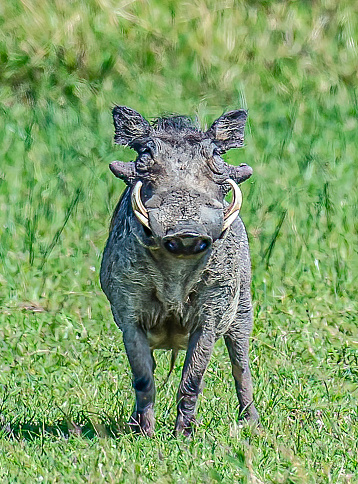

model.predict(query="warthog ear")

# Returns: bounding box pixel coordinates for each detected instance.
[207,110,247,152]
[112,106,152,146]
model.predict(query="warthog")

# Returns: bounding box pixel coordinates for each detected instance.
[100,106,258,436]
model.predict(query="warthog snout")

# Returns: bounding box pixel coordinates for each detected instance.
[162,232,212,256]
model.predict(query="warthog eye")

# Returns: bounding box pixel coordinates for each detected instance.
[139,140,157,158]
[140,148,153,156]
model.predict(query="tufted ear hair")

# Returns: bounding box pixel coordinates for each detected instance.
[206,110,247,152]
[112,106,153,147]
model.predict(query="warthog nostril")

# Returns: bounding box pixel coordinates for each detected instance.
[164,238,181,254]
[195,239,209,253]
[163,235,212,256]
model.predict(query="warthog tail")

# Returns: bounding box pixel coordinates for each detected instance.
[163,349,179,385]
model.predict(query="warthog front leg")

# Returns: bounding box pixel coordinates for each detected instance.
[175,328,216,436]
[224,320,259,423]
[121,324,156,437]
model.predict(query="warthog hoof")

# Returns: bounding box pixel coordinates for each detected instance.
[239,404,259,424]
[174,414,197,438]
[128,406,155,437]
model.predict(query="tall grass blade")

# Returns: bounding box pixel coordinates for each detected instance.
[263,210,287,269]
[39,187,81,270]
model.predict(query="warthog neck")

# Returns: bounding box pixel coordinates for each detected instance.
[145,245,211,306]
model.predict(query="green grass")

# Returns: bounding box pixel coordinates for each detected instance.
[0,0,357,482]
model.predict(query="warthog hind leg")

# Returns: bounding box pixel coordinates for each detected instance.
[224,328,259,423]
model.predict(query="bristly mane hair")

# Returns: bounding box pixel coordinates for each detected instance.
[152,115,201,133]
[151,115,205,143]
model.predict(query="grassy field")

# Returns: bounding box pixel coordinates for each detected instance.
[0,0,357,482]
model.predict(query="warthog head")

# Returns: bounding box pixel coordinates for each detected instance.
[109,106,252,257]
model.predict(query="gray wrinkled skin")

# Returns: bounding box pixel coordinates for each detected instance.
[100,106,259,437]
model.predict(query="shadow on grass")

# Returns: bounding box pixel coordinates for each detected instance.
[1,410,129,441]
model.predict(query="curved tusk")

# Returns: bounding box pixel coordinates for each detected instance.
[131,181,150,230]
[222,178,242,232]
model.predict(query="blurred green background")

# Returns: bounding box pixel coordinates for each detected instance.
[0,1,357,482]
